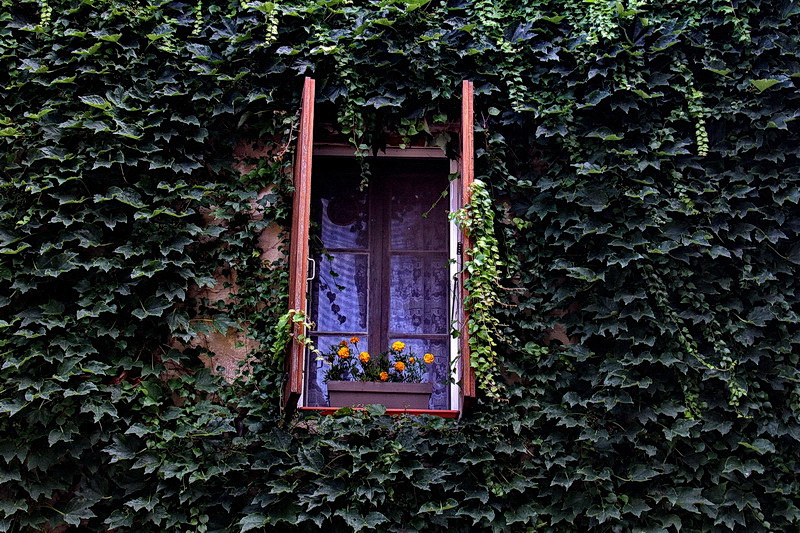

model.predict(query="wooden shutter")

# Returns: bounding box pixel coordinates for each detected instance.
[459,80,477,412]
[284,77,315,414]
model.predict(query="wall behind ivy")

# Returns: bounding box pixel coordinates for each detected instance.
[1,0,798,531]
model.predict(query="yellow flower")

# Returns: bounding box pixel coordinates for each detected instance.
[379,372,389,381]
[359,352,370,363]
[408,357,415,363]
[350,336,360,344]
[424,353,434,364]
[391,341,405,352]
[337,346,350,359]
[394,361,405,372]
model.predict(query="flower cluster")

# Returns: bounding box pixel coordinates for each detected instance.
[321,338,434,383]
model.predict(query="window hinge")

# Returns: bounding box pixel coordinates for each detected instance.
[457,242,463,255]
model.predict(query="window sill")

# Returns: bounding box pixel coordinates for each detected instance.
[298,407,460,418]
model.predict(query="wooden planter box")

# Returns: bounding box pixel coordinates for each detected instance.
[326,381,433,410]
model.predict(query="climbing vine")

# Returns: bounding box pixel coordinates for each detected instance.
[451,179,504,399]
[0,0,798,531]
[687,88,709,157]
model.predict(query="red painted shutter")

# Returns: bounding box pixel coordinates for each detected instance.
[284,77,315,414]
[459,80,477,412]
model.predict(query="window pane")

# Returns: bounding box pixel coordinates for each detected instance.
[310,253,368,333]
[313,161,368,250]
[304,334,369,408]
[391,337,450,410]
[389,253,449,335]
[390,176,448,251]
[318,194,368,250]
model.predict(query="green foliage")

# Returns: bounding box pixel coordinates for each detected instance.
[1,0,799,531]
[452,179,505,399]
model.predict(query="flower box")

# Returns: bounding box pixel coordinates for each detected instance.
[326,381,433,410]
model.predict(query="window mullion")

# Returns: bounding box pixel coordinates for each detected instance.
[367,173,389,356]
[379,175,392,352]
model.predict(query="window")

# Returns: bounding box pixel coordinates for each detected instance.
[305,157,453,409]
[285,78,476,416]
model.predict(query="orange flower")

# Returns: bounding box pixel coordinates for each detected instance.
[379,372,389,381]
[394,361,405,372]
[408,357,415,363]
[424,353,434,364]
[350,336,360,344]
[339,340,348,347]
[359,352,370,363]
[337,346,350,358]
[391,341,405,352]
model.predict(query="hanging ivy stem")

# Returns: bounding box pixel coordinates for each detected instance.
[451,179,505,400]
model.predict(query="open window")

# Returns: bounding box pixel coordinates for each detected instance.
[285,78,475,417]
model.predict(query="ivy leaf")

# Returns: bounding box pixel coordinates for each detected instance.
[125,423,151,438]
[721,456,765,477]
[627,464,660,482]
[665,488,714,513]
[749,78,782,92]
[114,245,143,259]
[0,499,28,517]
[458,501,495,524]
[366,95,401,108]
[187,43,214,60]
[79,95,111,110]
[238,513,267,532]
[586,127,624,141]
[504,502,538,525]
[0,398,27,416]
[132,297,171,319]
[705,67,731,76]
[621,497,651,517]
[61,498,97,525]
[192,369,219,392]
[266,503,301,525]
[147,24,174,41]
[364,403,386,416]
[294,448,324,476]
[105,187,146,208]
[103,436,138,463]
[587,504,621,523]
[84,120,112,133]
[334,509,388,531]
[786,242,800,265]
[738,438,776,455]
[746,306,773,327]
[418,499,459,513]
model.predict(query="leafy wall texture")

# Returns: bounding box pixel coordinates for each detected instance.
[1,0,799,531]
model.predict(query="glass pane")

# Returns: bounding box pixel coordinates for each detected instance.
[391,337,450,410]
[311,253,368,333]
[389,253,449,335]
[390,176,448,251]
[304,334,369,408]
[318,194,368,250]
[312,161,368,251]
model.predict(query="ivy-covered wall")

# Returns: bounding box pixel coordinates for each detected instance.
[1,0,799,531]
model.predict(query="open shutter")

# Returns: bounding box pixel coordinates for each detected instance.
[284,77,315,414]
[459,80,477,412]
